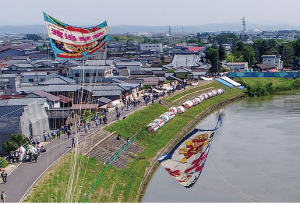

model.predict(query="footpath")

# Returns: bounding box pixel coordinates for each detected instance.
[0,81,210,203]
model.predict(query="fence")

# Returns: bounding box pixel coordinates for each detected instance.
[228,72,300,78]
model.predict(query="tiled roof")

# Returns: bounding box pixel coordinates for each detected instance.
[71,104,99,110]
[33,90,60,102]
[92,90,122,96]
[20,85,81,93]
[58,95,72,103]
[187,47,204,52]
[255,63,276,69]
[0,98,47,106]
[142,78,160,85]
[0,105,25,117]
[97,97,112,106]
[39,78,71,85]
[47,110,72,119]
[84,85,123,92]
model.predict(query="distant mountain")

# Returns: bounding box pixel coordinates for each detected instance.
[1,23,300,35]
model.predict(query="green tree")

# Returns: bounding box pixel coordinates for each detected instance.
[218,44,226,61]
[24,34,42,41]
[206,47,220,73]
[279,43,295,68]
[226,53,244,62]
[2,133,28,153]
[293,37,300,57]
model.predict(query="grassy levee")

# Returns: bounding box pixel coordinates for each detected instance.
[23,82,244,203]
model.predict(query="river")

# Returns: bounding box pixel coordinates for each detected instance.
[142,93,300,202]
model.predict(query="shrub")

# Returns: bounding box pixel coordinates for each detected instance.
[2,133,28,153]
[0,157,9,168]
[292,78,300,89]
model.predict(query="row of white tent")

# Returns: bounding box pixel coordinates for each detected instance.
[147,89,225,132]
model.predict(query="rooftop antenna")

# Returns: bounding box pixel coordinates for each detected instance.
[240,16,246,41]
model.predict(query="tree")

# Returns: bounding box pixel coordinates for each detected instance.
[2,133,28,153]
[279,43,295,68]
[206,47,220,73]
[23,34,42,41]
[293,37,300,58]
[226,53,244,63]
[218,44,226,61]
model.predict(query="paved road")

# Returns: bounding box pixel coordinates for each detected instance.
[0,99,148,203]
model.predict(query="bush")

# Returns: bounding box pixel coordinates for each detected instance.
[2,133,28,153]
[292,78,300,89]
[0,157,9,168]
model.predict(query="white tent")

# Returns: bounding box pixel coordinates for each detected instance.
[177,106,185,114]
[159,114,170,123]
[183,101,194,109]
[169,107,177,114]
[167,111,175,119]
[148,123,160,132]
[107,100,121,108]
[195,98,202,104]
[153,119,165,127]
[191,99,199,106]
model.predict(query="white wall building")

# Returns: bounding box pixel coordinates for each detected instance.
[261,55,282,70]
[226,62,249,72]
[140,43,163,52]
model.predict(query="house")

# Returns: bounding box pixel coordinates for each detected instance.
[58,95,73,107]
[83,85,127,101]
[115,61,142,73]
[19,84,82,103]
[140,43,163,52]
[25,90,61,108]
[8,64,35,70]
[0,48,25,60]
[71,104,99,115]
[142,78,160,86]
[167,54,201,69]
[21,71,48,84]
[226,62,249,72]
[0,73,21,95]
[68,66,114,83]
[253,63,276,72]
[261,55,282,70]
[187,47,206,57]
[47,109,79,130]
[174,67,192,79]
[0,102,50,153]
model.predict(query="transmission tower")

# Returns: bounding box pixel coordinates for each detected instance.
[240,16,246,41]
[168,26,173,46]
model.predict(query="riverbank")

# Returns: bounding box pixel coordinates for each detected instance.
[24,82,243,203]
[22,77,300,203]
[137,94,244,202]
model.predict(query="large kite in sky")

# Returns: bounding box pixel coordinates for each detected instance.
[43,12,110,60]
[158,116,222,188]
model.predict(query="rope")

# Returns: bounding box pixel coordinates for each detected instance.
[208,160,256,202]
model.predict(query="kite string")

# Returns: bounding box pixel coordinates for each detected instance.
[194,112,219,130]
[208,160,256,203]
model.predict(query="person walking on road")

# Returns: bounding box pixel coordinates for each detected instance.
[1,170,7,184]
[67,130,71,139]
[1,191,6,203]
[71,137,76,148]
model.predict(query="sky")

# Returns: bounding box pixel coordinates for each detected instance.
[1,0,300,27]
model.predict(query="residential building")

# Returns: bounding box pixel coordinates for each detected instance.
[226,62,249,72]
[261,55,282,70]
[68,66,114,83]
